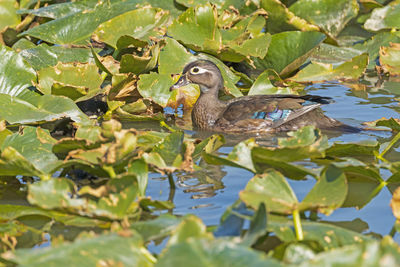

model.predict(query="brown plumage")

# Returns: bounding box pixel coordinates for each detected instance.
[170,60,359,133]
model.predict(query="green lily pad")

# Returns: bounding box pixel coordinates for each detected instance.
[0,127,60,176]
[130,214,183,242]
[297,237,400,266]
[153,131,184,166]
[248,70,294,95]
[28,178,85,209]
[0,204,105,227]
[268,214,371,249]
[203,139,257,173]
[4,232,155,267]
[353,32,400,69]
[380,43,400,75]
[159,38,196,75]
[299,165,347,215]
[168,3,221,53]
[240,170,298,214]
[156,238,281,267]
[253,31,326,77]
[0,92,91,125]
[29,176,140,219]
[364,2,400,31]
[326,140,379,157]
[137,72,173,107]
[334,159,384,209]
[20,0,140,44]
[92,7,169,49]
[17,0,98,19]
[37,62,103,102]
[260,0,319,34]
[310,43,364,64]
[0,43,36,98]
[289,0,359,38]
[0,0,20,31]
[289,53,368,83]
[18,43,95,71]
[251,126,329,163]
[120,44,160,74]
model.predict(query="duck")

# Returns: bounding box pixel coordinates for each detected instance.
[170,60,359,133]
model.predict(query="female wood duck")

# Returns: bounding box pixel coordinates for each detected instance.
[170,60,359,133]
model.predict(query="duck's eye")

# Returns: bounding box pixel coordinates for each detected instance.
[191,67,200,74]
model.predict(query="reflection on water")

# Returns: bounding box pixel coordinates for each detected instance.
[146,77,400,240]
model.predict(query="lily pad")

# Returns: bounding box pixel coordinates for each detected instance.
[0,127,60,176]
[268,215,370,249]
[20,0,140,44]
[260,0,319,33]
[92,7,168,49]
[289,53,369,83]
[156,238,281,267]
[17,0,99,19]
[248,70,294,95]
[364,1,400,31]
[18,43,95,71]
[0,43,36,98]
[289,0,359,38]
[253,31,326,77]
[203,139,257,173]
[240,170,298,214]
[0,0,20,31]
[137,72,174,107]
[4,232,155,267]
[299,165,347,215]
[380,43,400,76]
[37,62,103,102]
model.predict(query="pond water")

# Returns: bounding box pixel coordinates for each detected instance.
[1,77,399,250]
[145,78,400,243]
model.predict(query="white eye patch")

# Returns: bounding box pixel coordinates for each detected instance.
[190,66,209,75]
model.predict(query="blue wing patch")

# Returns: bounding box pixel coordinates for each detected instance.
[252,109,291,121]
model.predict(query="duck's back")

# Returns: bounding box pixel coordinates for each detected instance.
[210,94,358,133]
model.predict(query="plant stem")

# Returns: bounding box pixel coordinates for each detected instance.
[293,209,304,241]
[160,121,176,132]
[378,131,400,160]
[167,173,176,190]
[103,165,116,179]
[389,225,397,237]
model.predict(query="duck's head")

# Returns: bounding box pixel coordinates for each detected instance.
[170,60,223,94]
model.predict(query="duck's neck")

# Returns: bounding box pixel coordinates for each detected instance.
[192,85,225,129]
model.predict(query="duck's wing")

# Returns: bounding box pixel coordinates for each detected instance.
[220,95,333,129]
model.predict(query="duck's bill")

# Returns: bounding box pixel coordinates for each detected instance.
[170,74,189,91]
